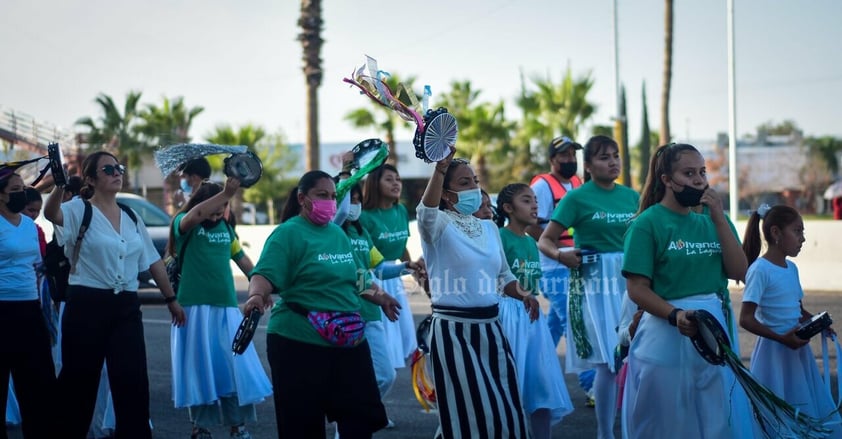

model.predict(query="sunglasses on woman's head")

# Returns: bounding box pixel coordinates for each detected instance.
[101,164,126,176]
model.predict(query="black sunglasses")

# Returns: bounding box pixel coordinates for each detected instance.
[101,164,126,176]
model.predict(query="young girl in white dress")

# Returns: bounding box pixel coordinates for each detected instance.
[740,204,842,438]
[492,183,574,439]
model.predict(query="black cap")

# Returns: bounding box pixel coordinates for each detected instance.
[548,136,582,158]
[178,157,211,179]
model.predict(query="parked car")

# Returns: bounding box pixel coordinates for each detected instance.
[115,193,170,256]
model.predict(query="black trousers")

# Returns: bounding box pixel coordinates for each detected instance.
[58,287,151,439]
[0,300,57,439]
[267,334,387,439]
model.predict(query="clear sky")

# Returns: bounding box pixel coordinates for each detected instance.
[2,0,840,149]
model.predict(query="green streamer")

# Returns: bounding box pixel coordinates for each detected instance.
[569,266,592,359]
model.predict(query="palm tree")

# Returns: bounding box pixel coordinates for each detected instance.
[137,96,205,211]
[612,85,630,186]
[137,96,204,147]
[660,0,673,145]
[298,0,323,171]
[75,91,145,190]
[205,125,267,220]
[513,67,597,179]
[638,82,652,188]
[344,74,419,164]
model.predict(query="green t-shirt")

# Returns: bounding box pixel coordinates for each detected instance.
[499,227,542,296]
[359,204,410,260]
[345,224,382,322]
[174,213,244,307]
[622,203,739,300]
[252,216,363,346]
[551,181,639,252]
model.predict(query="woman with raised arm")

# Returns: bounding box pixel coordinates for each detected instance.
[44,151,185,438]
[169,178,271,439]
[417,151,530,438]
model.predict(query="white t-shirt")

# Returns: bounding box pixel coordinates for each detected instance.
[742,257,804,334]
[416,204,516,308]
[531,177,573,272]
[56,199,160,293]
[0,214,40,301]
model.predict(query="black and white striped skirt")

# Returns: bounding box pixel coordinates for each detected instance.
[430,304,529,439]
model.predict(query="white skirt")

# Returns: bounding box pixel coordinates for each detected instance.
[620,294,758,439]
[500,296,574,424]
[750,337,842,437]
[379,277,417,368]
[566,252,624,374]
[171,305,272,408]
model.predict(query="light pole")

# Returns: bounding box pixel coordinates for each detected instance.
[727,0,739,217]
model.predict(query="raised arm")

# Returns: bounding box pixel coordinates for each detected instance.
[44,186,64,226]
[421,149,455,208]
[179,177,240,233]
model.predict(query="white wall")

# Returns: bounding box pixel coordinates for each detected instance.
[234,220,842,292]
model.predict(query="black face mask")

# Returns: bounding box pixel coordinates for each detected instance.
[202,219,223,229]
[558,162,578,179]
[5,191,27,213]
[672,184,708,207]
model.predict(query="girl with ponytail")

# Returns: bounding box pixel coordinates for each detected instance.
[739,205,841,436]
[493,183,573,439]
[620,143,757,438]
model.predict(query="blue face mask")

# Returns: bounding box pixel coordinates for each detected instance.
[180,178,192,194]
[449,188,482,215]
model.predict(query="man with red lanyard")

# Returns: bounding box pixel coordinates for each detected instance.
[526,136,595,405]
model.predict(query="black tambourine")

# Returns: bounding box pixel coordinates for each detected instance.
[224,152,263,188]
[413,107,458,163]
[416,314,433,354]
[350,138,387,171]
[687,309,731,366]
[48,143,68,187]
[232,308,262,355]
[796,311,833,340]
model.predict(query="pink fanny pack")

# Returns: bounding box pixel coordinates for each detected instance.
[287,302,365,348]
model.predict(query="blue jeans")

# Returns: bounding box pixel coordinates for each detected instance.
[541,266,570,347]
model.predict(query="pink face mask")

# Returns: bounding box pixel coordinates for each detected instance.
[306,198,337,225]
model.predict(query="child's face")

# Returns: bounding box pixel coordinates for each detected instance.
[506,189,538,226]
[474,194,494,220]
[23,200,42,220]
[775,218,806,257]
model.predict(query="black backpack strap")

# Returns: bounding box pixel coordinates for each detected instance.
[175,225,194,273]
[116,202,139,230]
[69,201,93,274]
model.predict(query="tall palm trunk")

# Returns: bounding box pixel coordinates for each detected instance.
[660,0,673,146]
[299,0,323,171]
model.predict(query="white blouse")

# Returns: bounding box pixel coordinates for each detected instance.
[56,198,160,293]
[416,204,516,308]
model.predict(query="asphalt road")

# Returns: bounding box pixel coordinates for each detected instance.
[7,280,841,438]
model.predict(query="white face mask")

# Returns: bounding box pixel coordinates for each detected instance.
[347,203,362,221]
